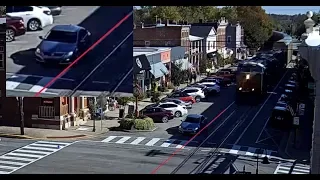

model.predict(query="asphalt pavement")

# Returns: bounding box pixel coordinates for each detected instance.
[6,6,133,97]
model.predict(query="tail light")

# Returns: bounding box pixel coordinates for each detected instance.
[43,10,51,15]
[166,110,173,115]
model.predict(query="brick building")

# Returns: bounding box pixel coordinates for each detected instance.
[0,97,89,130]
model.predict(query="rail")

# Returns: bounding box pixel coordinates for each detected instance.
[38,106,55,118]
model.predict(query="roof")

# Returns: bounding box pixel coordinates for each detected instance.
[192,22,218,30]
[133,47,171,57]
[190,26,214,37]
[186,114,203,118]
[189,35,204,41]
[51,25,82,32]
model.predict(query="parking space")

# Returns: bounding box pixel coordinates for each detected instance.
[6,6,133,97]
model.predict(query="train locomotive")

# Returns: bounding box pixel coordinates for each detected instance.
[236,51,286,100]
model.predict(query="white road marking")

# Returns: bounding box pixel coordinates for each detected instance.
[160,139,174,147]
[130,137,146,145]
[0,160,25,166]
[22,146,55,152]
[115,136,131,144]
[7,152,42,159]
[14,149,50,155]
[36,141,70,146]
[6,81,23,90]
[0,165,16,170]
[245,147,257,156]
[0,170,9,174]
[28,144,60,148]
[229,145,241,155]
[145,138,161,146]
[262,149,273,158]
[29,77,53,92]
[101,136,117,143]
[0,156,33,162]
[176,140,187,149]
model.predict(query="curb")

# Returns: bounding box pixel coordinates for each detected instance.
[0,134,34,139]
[121,127,158,133]
[46,134,87,139]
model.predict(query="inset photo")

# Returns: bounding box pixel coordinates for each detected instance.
[6,6,133,97]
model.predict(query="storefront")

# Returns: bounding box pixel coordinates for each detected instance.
[133,54,151,93]
[0,97,89,130]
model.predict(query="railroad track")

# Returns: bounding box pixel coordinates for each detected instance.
[171,104,255,174]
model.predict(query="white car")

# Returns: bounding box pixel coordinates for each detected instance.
[200,82,220,94]
[7,6,54,31]
[157,102,188,117]
[182,87,205,102]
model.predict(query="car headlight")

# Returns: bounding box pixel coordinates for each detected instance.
[67,51,73,56]
[194,127,198,131]
[179,126,182,129]
[36,48,41,54]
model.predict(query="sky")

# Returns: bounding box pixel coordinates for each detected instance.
[134,6,320,15]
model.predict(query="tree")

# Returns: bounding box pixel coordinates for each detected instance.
[87,97,97,120]
[150,6,182,22]
[217,6,238,23]
[235,6,273,51]
[171,62,185,86]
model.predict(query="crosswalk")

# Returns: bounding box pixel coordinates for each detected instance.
[274,163,310,174]
[6,73,73,96]
[0,141,72,174]
[100,136,279,159]
[101,136,197,149]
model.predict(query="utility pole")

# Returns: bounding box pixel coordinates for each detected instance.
[17,97,24,135]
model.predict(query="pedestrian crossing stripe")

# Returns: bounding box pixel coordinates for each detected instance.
[274,163,310,174]
[0,141,72,174]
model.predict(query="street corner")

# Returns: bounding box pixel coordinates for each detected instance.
[0,133,35,140]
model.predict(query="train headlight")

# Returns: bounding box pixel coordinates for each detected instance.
[246,74,250,80]
[239,87,242,91]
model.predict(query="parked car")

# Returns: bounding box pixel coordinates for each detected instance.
[181,87,206,102]
[199,82,220,94]
[269,106,293,131]
[44,6,62,16]
[187,83,209,95]
[156,102,188,117]
[216,69,236,81]
[178,114,208,134]
[35,25,92,65]
[140,107,174,123]
[160,98,192,109]
[6,6,54,31]
[168,92,196,104]
[5,15,26,42]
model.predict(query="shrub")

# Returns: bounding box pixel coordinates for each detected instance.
[119,119,134,130]
[133,117,155,130]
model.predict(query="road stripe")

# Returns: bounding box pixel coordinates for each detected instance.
[6,81,23,90]
[160,140,174,147]
[0,160,25,166]
[102,136,117,143]
[293,168,310,173]
[36,141,70,146]
[0,170,10,174]
[28,144,60,148]
[22,146,56,152]
[115,136,131,144]
[14,149,50,155]
[7,153,42,159]
[0,165,17,170]
[28,77,53,92]
[175,140,187,149]
[262,149,273,158]
[0,156,33,162]
[245,147,257,156]
[130,137,145,145]
[229,145,241,155]
[145,138,161,146]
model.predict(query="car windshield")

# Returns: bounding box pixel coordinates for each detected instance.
[45,30,77,43]
[184,116,200,123]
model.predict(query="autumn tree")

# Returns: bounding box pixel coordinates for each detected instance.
[235,6,273,51]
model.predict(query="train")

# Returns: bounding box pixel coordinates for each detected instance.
[235,50,287,99]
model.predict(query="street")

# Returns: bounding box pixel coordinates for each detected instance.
[6,6,133,97]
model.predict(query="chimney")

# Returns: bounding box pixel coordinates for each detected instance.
[199,19,203,23]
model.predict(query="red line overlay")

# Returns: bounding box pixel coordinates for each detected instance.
[150,103,233,174]
[34,12,132,97]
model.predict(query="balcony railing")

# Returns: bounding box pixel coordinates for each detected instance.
[38,106,55,119]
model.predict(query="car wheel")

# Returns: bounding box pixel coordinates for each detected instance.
[195,96,201,102]
[162,116,169,123]
[6,28,15,42]
[175,111,182,117]
[27,19,41,31]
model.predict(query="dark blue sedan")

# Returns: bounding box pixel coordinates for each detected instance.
[35,24,91,65]
[179,114,208,134]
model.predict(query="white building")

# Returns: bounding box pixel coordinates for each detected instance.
[189,35,204,73]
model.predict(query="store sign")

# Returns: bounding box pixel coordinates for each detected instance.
[41,98,54,106]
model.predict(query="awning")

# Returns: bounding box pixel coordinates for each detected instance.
[150,62,169,78]
[172,58,190,70]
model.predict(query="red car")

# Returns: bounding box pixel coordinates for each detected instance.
[168,91,196,104]
[140,107,174,123]
[5,15,26,42]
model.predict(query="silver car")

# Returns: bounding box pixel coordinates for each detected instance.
[161,98,192,109]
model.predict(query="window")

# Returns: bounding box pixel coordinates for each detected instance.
[78,29,87,41]
[154,108,163,112]
[227,36,231,44]
[45,30,77,43]
[166,104,177,108]
[13,6,33,12]
[159,104,167,108]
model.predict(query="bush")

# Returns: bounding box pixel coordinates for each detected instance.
[133,117,155,130]
[151,91,162,103]
[119,119,134,130]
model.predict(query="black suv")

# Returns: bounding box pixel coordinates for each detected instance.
[35,24,92,65]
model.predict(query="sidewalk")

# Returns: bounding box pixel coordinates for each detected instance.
[285,97,314,163]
